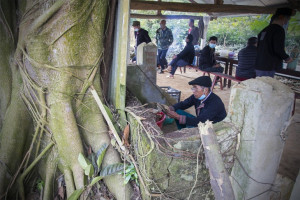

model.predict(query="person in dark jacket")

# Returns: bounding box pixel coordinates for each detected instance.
[236,37,258,81]
[132,21,151,62]
[255,8,294,77]
[166,76,226,129]
[198,36,224,73]
[188,19,200,46]
[167,34,195,78]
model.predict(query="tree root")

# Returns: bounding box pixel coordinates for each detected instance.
[17,142,54,200]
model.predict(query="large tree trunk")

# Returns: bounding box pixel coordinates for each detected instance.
[0,0,132,199]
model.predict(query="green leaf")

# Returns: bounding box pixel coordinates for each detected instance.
[67,188,84,200]
[103,105,113,121]
[96,143,108,169]
[84,164,94,178]
[124,174,131,184]
[78,153,88,170]
[100,163,124,177]
[90,176,103,187]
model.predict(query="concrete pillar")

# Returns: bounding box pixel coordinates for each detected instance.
[227,77,295,200]
[136,42,157,84]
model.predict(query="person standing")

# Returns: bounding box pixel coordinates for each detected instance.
[188,19,200,46]
[156,20,173,74]
[235,37,258,81]
[199,36,224,73]
[132,21,151,62]
[255,8,294,77]
[167,34,195,78]
[189,19,200,66]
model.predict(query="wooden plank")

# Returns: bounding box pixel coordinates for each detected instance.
[131,0,280,14]
[130,13,203,19]
[214,0,224,5]
[199,121,235,200]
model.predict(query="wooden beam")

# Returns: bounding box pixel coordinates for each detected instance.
[130,13,203,19]
[131,0,279,14]
[214,0,224,5]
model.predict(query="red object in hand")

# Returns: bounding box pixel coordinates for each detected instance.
[156,112,166,129]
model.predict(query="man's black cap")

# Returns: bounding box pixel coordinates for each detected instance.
[132,21,140,26]
[188,76,212,87]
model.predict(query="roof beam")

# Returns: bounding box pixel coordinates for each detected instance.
[131,0,279,14]
[130,13,203,19]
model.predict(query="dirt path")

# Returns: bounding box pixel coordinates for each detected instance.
[156,68,300,181]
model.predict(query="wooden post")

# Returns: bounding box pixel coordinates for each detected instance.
[199,121,235,200]
[109,0,130,128]
[200,16,210,49]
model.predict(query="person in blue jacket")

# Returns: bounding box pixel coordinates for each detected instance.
[167,34,195,78]
[166,76,226,129]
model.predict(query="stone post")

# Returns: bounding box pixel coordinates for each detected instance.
[228,77,295,200]
[136,42,157,84]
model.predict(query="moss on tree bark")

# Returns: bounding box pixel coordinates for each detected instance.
[0,0,132,199]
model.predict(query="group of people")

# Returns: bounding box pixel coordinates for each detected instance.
[132,7,295,130]
[132,19,201,76]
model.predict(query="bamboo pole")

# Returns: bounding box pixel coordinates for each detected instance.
[199,121,235,200]
[90,86,126,152]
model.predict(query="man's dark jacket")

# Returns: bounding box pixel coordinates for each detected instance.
[175,41,195,64]
[255,24,289,71]
[134,28,151,47]
[199,45,216,69]
[171,93,226,127]
[236,45,257,78]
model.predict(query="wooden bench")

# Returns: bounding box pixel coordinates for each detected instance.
[210,72,241,91]
[184,65,212,76]
[179,65,198,73]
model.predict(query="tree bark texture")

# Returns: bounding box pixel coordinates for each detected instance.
[0,0,132,199]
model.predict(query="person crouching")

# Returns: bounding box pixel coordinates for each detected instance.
[166,76,226,129]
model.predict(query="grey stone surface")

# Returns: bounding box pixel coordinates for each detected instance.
[290,170,300,200]
[126,64,177,105]
[136,42,157,84]
[228,77,295,200]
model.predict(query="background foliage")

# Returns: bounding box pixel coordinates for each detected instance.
[130,12,300,57]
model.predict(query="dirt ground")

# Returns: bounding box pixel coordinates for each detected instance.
[156,68,300,181]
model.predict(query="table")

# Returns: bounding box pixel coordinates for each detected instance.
[216,56,238,88]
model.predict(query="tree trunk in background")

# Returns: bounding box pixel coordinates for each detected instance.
[0,0,132,199]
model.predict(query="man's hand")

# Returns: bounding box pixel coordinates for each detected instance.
[285,57,293,63]
[172,55,177,59]
[213,63,220,68]
[166,110,180,120]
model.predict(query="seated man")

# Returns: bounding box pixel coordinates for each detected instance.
[199,36,224,73]
[166,76,227,129]
[236,37,257,81]
[167,34,195,78]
